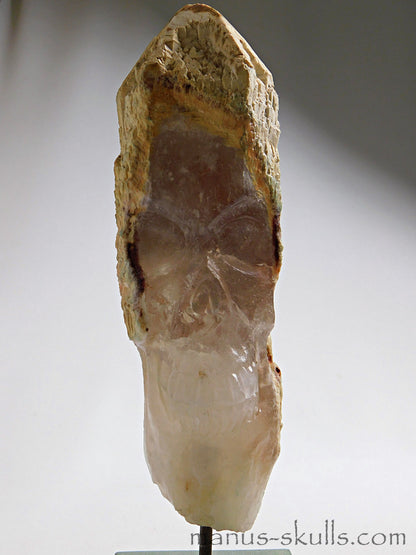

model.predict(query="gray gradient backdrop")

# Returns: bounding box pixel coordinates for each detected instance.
[1,1,415,554]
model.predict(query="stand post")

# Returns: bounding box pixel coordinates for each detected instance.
[199,526,212,555]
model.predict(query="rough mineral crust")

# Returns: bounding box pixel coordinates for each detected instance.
[114,3,282,532]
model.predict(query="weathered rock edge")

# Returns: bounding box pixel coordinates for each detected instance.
[115,3,282,346]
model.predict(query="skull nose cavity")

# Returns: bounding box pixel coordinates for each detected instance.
[184,278,225,322]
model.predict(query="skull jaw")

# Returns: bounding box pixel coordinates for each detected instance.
[140,342,281,532]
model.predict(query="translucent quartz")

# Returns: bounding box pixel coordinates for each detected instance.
[129,116,280,531]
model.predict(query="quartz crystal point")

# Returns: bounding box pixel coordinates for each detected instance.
[114,3,282,532]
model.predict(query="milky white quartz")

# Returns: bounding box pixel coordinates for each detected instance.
[114,4,282,532]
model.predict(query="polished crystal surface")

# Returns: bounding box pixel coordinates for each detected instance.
[129,117,279,531]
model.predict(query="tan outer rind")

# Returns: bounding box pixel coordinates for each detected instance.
[114,3,282,347]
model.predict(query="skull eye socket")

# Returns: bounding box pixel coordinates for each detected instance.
[137,212,186,276]
[217,214,273,266]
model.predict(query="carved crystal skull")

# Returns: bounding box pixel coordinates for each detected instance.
[127,116,279,530]
[114,3,282,533]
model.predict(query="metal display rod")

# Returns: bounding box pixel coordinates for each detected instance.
[199,526,213,555]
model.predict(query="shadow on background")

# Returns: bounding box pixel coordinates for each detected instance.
[3,0,415,190]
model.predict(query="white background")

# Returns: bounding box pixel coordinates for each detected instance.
[1,1,415,554]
